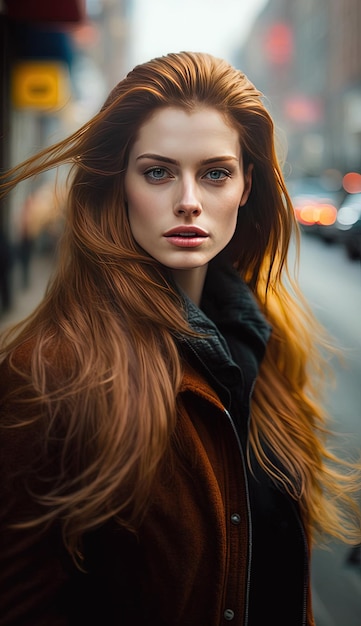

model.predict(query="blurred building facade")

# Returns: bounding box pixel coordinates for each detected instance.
[1,0,85,213]
[234,0,361,179]
[0,0,131,313]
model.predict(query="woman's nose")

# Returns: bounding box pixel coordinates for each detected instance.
[174,179,202,216]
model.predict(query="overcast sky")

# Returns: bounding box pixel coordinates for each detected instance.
[128,0,268,67]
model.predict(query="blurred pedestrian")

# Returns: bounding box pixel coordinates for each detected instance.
[346,544,361,565]
[17,194,35,289]
[17,182,64,288]
[0,229,13,314]
[0,51,360,626]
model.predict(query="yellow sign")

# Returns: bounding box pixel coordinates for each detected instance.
[11,61,71,110]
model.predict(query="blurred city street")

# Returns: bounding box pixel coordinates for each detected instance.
[294,235,361,626]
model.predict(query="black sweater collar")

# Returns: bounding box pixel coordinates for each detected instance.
[178,261,271,419]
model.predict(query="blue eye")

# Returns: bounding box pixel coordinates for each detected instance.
[145,167,168,181]
[205,169,229,181]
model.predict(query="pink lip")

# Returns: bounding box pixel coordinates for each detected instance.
[163,226,209,237]
[163,226,209,249]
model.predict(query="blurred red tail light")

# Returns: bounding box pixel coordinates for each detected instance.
[294,200,337,226]
[317,203,338,225]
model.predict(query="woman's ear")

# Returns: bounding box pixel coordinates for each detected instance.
[239,163,253,207]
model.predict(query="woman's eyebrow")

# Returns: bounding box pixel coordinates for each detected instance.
[136,153,239,165]
[201,156,239,165]
[136,153,178,164]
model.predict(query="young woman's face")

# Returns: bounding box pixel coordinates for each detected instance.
[124,106,252,272]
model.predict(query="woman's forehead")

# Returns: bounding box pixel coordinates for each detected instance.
[132,107,240,165]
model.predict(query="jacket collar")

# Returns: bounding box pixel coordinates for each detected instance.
[179,362,226,411]
[178,260,272,418]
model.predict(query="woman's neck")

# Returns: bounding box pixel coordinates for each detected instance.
[171,265,208,307]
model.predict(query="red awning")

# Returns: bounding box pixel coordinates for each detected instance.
[5,0,85,23]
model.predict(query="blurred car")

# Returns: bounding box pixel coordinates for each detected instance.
[332,192,361,260]
[287,178,341,237]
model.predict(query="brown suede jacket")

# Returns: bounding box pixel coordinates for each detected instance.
[0,265,315,626]
[0,359,314,626]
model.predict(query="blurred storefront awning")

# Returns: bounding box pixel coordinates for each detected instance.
[4,0,85,23]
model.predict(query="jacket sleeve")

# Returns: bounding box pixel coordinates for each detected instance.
[0,355,74,625]
[0,356,155,626]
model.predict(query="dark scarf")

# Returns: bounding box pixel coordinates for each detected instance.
[179,258,271,435]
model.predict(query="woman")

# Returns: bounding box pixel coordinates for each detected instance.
[0,51,360,626]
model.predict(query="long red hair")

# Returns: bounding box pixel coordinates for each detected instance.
[1,52,360,561]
